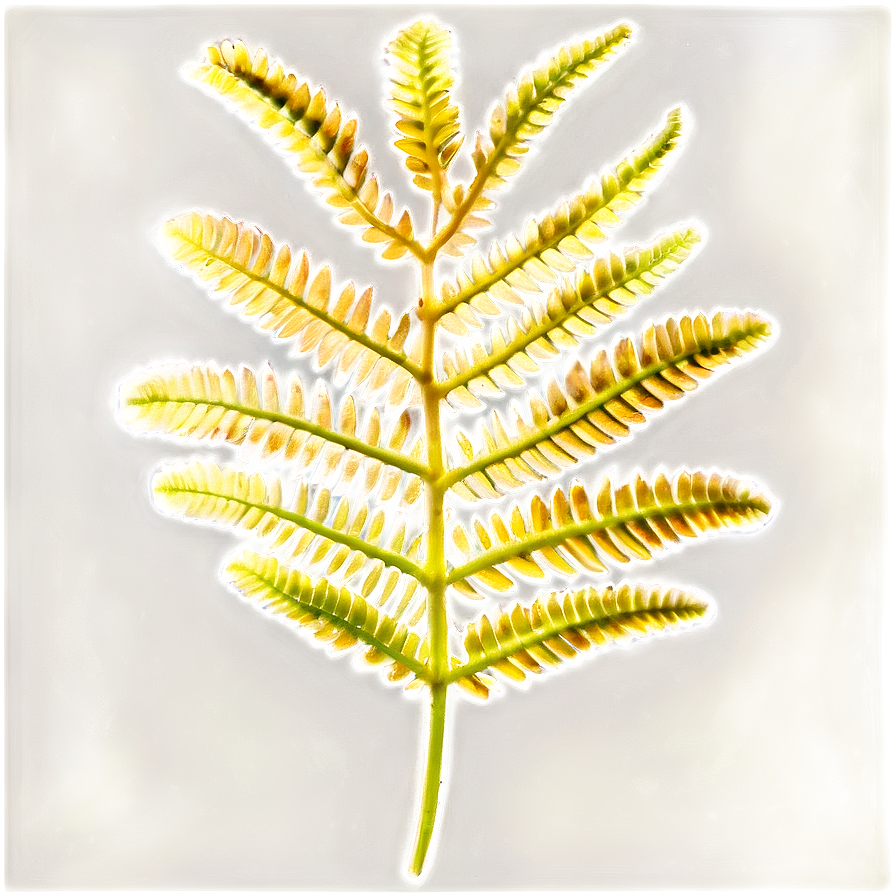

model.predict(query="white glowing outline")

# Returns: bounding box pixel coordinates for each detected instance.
[116,19,778,881]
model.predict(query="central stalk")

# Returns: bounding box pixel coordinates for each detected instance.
[407,258,450,878]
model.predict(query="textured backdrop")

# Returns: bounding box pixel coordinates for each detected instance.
[5,6,888,888]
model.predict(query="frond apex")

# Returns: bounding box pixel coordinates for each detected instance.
[387,19,463,199]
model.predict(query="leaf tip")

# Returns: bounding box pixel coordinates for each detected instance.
[667,104,685,125]
[753,312,776,341]
[616,21,635,40]
[750,485,775,520]
[668,223,705,259]
[223,548,263,588]
[181,61,207,83]
[149,464,180,513]
[688,591,714,618]
[152,217,175,255]
[157,212,198,259]
[116,371,150,427]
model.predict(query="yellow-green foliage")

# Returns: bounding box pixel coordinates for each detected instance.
[120,18,774,880]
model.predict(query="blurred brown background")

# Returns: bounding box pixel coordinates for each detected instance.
[5,6,888,889]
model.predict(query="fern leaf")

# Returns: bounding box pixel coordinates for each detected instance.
[433,23,632,254]
[120,18,780,880]
[152,459,425,585]
[447,310,772,500]
[449,583,710,698]
[226,550,430,685]
[437,108,685,334]
[447,470,771,597]
[160,213,422,405]
[440,228,701,408]
[387,19,463,199]
[188,40,421,260]
[120,362,427,502]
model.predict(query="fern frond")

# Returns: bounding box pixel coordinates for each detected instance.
[188,40,422,260]
[432,23,632,255]
[153,459,426,583]
[227,550,430,685]
[122,18,780,880]
[387,19,463,200]
[160,213,422,405]
[447,310,772,500]
[120,362,427,503]
[440,228,701,408]
[449,583,710,698]
[437,108,685,334]
[447,470,771,597]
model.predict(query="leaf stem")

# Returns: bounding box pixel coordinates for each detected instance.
[407,248,451,878]
[419,267,449,678]
[408,682,448,877]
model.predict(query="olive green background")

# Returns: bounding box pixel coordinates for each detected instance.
[5,5,889,889]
